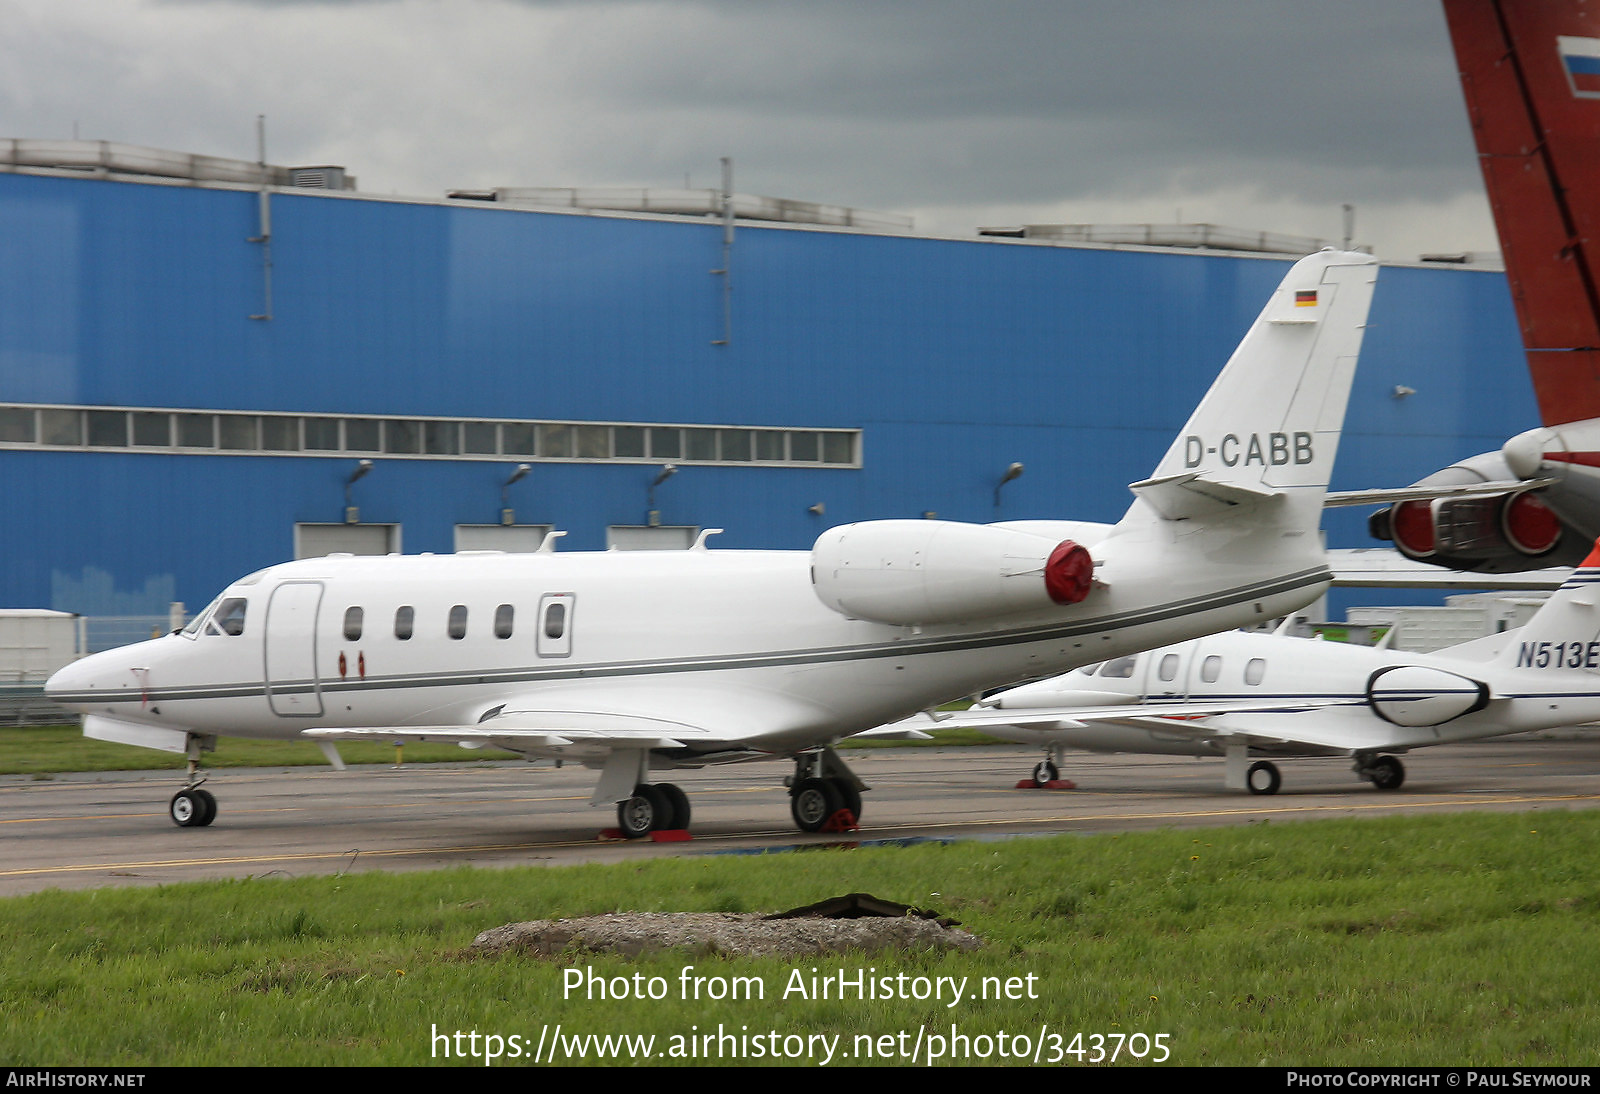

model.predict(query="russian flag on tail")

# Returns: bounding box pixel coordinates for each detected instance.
[1558,35,1600,98]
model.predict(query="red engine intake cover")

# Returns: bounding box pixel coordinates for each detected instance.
[1044,540,1094,604]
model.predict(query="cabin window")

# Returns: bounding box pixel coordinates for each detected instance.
[394,606,414,640]
[343,606,363,641]
[1099,656,1137,678]
[1200,655,1222,683]
[494,604,514,639]
[448,605,468,639]
[1245,658,1266,686]
[1158,653,1179,682]
[210,597,248,637]
[543,602,566,640]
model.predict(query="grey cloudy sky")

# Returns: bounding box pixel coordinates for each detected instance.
[6,0,1495,259]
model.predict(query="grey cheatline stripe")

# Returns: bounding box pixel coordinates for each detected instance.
[54,566,1330,706]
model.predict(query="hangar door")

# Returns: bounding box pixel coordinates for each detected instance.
[265,581,325,717]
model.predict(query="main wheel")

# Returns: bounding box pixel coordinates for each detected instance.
[616,784,668,838]
[656,783,691,830]
[1368,755,1405,791]
[170,789,213,828]
[829,778,863,822]
[1246,761,1281,796]
[1032,759,1060,785]
[790,777,842,832]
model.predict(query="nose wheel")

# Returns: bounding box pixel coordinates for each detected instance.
[170,787,217,827]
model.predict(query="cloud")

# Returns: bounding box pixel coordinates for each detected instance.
[2,0,1497,257]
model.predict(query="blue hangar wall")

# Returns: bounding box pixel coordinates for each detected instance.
[0,168,1535,617]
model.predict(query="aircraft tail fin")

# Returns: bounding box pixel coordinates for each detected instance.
[1121,249,1378,528]
[1492,537,1600,669]
[1443,0,1600,425]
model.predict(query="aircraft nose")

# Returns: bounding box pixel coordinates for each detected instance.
[45,653,111,710]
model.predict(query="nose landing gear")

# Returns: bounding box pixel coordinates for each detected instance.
[169,733,219,827]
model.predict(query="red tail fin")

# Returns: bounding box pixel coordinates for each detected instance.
[1443,0,1600,424]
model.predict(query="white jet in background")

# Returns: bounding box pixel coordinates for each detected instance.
[925,541,1600,795]
[47,250,1377,835]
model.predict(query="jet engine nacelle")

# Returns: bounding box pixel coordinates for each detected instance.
[1368,451,1578,573]
[811,520,1094,626]
[1366,665,1490,727]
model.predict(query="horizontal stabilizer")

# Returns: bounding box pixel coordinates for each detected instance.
[1127,472,1282,520]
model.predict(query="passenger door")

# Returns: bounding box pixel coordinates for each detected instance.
[265,581,325,716]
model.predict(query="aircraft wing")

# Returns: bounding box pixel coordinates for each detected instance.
[1328,548,1567,590]
[886,698,1427,758]
[303,685,832,765]
[1324,479,1555,508]
[886,696,1357,733]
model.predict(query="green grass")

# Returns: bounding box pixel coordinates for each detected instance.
[3,810,1599,1066]
[0,723,489,774]
[0,723,1000,776]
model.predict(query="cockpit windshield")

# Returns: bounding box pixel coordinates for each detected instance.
[182,594,248,638]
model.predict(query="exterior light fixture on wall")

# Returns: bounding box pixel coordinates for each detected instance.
[500,463,532,525]
[994,461,1025,507]
[808,503,826,516]
[1393,385,1416,399]
[647,464,678,527]
[344,459,373,524]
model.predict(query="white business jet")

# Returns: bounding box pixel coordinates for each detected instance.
[930,543,1600,795]
[45,250,1377,835]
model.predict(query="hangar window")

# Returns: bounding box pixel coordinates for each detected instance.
[719,429,752,461]
[463,422,499,454]
[755,430,785,461]
[684,429,717,461]
[448,604,468,639]
[394,606,414,640]
[789,432,821,461]
[613,426,645,458]
[494,604,514,639]
[86,411,126,447]
[424,421,459,455]
[385,420,421,454]
[539,424,573,458]
[1245,658,1266,686]
[260,417,299,451]
[1200,655,1222,683]
[39,410,80,446]
[0,407,33,443]
[345,418,381,452]
[175,414,215,448]
[0,402,862,470]
[131,413,170,447]
[502,423,537,456]
[304,418,341,450]
[218,416,257,450]
[343,607,363,642]
[575,425,609,459]
[649,427,681,459]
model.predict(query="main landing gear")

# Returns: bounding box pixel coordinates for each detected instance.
[1356,754,1406,791]
[1245,760,1281,796]
[169,733,219,827]
[615,782,691,838]
[787,747,866,833]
